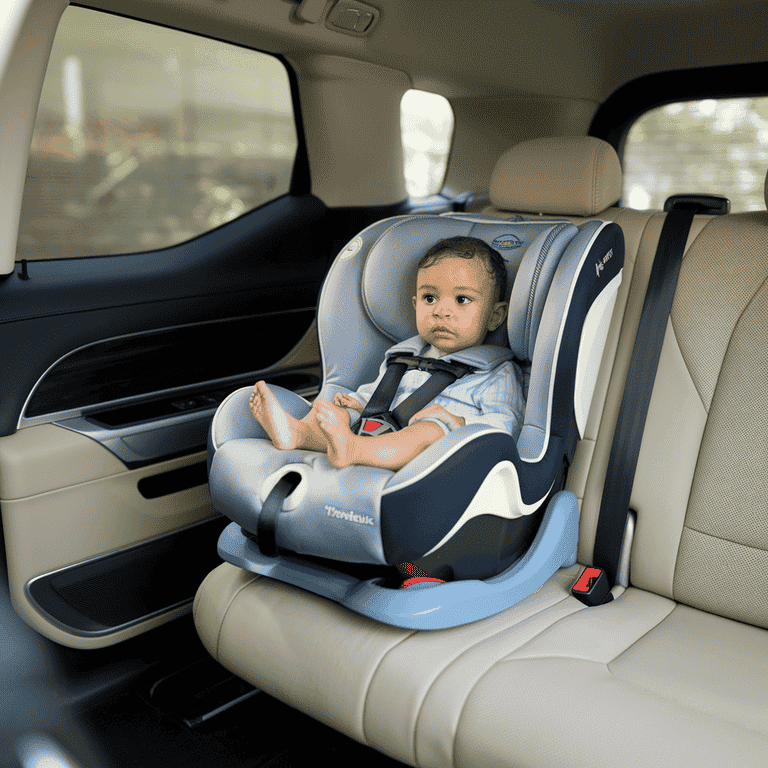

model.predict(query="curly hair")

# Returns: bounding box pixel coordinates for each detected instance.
[418,236,507,301]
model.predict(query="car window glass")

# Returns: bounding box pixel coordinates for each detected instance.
[623,98,768,213]
[17,6,298,260]
[401,89,454,198]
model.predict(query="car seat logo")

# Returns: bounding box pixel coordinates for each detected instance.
[325,505,374,526]
[340,236,363,260]
[595,248,614,277]
[492,234,523,250]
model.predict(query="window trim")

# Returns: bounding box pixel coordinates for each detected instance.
[590,61,768,160]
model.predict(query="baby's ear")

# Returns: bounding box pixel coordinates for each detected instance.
[412,296,417,309]
[489,301,508,331]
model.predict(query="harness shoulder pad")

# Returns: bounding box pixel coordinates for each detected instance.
[383,335,424,359]
[383,336,514,373]
[444,345,514,372]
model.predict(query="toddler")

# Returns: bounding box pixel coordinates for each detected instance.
[249,236,525,471]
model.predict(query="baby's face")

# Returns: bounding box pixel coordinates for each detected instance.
[412,256,508,355]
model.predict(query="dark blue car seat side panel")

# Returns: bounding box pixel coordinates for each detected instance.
[381,431,539,564]
[548,223,624,452]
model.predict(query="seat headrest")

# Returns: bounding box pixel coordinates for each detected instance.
[489,137,622,216]
[360,215,579,359]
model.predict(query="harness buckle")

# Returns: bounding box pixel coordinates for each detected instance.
[357,417,394,436]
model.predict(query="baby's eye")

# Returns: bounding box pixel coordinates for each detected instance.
[457,295,472,304]
[422,294,436,304]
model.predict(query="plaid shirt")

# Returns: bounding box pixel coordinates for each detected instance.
[350,338,525,440]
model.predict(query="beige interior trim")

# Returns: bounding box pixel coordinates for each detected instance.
[1,425,216,648]
[0,424,126,500]
[286,53,410,206]
[0,0,68,276]
[445,95,597,194]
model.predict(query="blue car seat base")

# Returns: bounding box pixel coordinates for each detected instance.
[217,490,579,630]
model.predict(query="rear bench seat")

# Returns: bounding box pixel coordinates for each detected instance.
[194,138,768,766]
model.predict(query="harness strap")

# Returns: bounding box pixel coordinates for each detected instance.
[252,472,301,557]
[390,369,465,428]
[358,360,410,419]
[352,353,475,434]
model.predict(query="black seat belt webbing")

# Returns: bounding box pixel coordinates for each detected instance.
[360,361,409,417]
[253,473,302,557]
[390,369,462,428]
[593,207,696,587]
[353,354,474,433]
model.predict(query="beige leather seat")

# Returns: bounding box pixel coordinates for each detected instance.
[194,138,768,766]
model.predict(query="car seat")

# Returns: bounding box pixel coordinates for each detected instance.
[206,212,623,628]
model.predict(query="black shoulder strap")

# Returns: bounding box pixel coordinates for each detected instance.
[353,354,474,432]
[592,207,696,587]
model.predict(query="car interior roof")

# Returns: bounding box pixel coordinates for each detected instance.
[80,0,768,103]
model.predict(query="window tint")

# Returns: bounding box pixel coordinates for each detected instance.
[401,90,454,198]
[18,7,298,260]
[623,98,768,213]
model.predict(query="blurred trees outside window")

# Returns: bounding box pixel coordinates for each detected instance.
[623,98,768,212]
[18,6,297,260]
[401,90,454,198]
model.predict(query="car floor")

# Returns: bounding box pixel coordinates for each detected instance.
[0,580,404,768]
[76,664,406,768]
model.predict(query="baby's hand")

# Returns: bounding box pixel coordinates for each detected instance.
[334,393,363,412]
[408,404,466,430]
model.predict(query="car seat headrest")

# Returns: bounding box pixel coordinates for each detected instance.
[489,137,622,216]
[360,215,578,360]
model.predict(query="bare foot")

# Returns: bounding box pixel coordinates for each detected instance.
[249,381,303,450]
[315,401,358,468]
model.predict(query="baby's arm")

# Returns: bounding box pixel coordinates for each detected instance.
[464,362,525,440]
[408,403,465,432]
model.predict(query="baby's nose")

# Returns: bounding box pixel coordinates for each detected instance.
[433,300,452,315]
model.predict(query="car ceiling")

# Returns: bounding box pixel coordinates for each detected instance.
[82,0,768,102]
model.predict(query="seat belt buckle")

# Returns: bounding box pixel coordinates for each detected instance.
[357,417,394,437]
[571,567,612,606]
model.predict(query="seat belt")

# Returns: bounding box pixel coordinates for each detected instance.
[351,353,474,436]
[574,206,696,606]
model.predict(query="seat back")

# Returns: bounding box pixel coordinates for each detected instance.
[586,208,768,625]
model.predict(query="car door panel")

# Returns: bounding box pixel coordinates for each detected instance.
[0,430,217,648]
[1,194,328,436]
[0,193,329,647]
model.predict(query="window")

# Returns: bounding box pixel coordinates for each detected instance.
[18,7,298,259]
[400,90,454,198]
[623,98,768,213]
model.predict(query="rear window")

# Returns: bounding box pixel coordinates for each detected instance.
[18,6,298,260]
[401,89,454,198]
[622,98,768,213]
